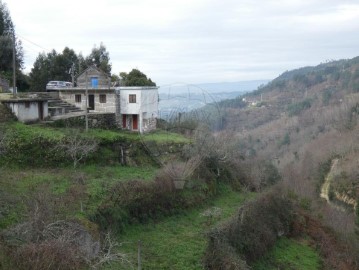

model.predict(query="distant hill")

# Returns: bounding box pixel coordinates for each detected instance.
[158,80,268,118]
[159,80,269,95]
[211,56,359,240]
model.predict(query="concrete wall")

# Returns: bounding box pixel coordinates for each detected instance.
[5,100,48,123]
[120,89,141,115]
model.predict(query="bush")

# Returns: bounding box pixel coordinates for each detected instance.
[204,188,294,268]
[204,240,250,270]
[11,240,85,270]
[92,176,210,232]
[92,159,226,232]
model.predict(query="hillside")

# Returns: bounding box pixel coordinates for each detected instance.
[205,56,359,268]
[1,58,359,270]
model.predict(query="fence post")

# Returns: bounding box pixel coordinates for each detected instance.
[138,240,142,270]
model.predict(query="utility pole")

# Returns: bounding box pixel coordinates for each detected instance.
[12,30,16,97]
[71,63,75,87]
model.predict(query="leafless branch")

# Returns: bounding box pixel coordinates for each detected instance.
[90,232,133,269]
[54,131,98,168]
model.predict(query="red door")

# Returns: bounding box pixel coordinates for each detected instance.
[122,115,126,128]
[133,115,138,130]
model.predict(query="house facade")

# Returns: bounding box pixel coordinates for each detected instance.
[59,89,116,113]
[77,66,111,89]
[58,66,116,113]
[53,67,159,133]
[117,87,158,133]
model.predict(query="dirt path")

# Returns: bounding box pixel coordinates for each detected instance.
[320,158,339,203]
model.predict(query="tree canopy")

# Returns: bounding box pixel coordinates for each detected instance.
[84,43,111,74]
[120,69,156,86]
[29,48,79,91]
[0,0,24,86]
[29,43,112,91]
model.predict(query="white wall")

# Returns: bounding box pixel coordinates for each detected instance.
[120,89,141,114]
[119,87,158,132]
[7,101,48,122]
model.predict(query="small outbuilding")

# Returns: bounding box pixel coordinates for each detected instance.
[2,98,48,123]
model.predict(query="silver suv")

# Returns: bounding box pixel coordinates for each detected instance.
[46,81,72,90]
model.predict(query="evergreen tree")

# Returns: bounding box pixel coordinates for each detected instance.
[29,48,79,91]
[120,69,156,86]
[85,43,111,74]
[0,0,24,87]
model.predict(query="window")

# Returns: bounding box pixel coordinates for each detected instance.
[99,94,106,103]
[75,94,82,103]
[25,101,30,108]
[129,94,136,103]
[91,77,98,88]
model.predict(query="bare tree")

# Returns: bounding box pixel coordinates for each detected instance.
[160,156,202,189]
[55,131,98,168]
[90,232,133,269]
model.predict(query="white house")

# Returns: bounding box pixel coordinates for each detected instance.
[116,87,158,133]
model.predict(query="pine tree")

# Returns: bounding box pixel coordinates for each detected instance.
[0,0,24,85]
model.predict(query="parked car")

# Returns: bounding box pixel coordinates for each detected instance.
[46,81,72,91]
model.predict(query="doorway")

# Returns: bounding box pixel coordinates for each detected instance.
[38,102,44,120]
[89,94,95,110]
[132,114,138,130]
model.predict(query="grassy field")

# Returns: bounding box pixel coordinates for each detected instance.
[102,188,255,270]
[253,237,322,270]
[0,165,158,229]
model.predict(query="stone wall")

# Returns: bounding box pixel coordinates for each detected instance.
[51,113,117,129]
[59,90,116,113]
[143,117,157,132]
[77,66,110,88]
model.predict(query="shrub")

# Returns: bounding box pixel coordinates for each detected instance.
[92,160,224,232]
[204,188,294,268]
[92,177,198,231]
[204,239,250,270]
[11,240,85,270]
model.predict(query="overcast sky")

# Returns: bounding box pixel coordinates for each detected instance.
[5,0,359,85]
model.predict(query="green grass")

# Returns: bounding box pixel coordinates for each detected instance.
[0,165,158,229]
[253,237,322,270]
[140,130,191,144]
[103,188,254,270]
[6,122,65,142]
[4,122,189,144]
